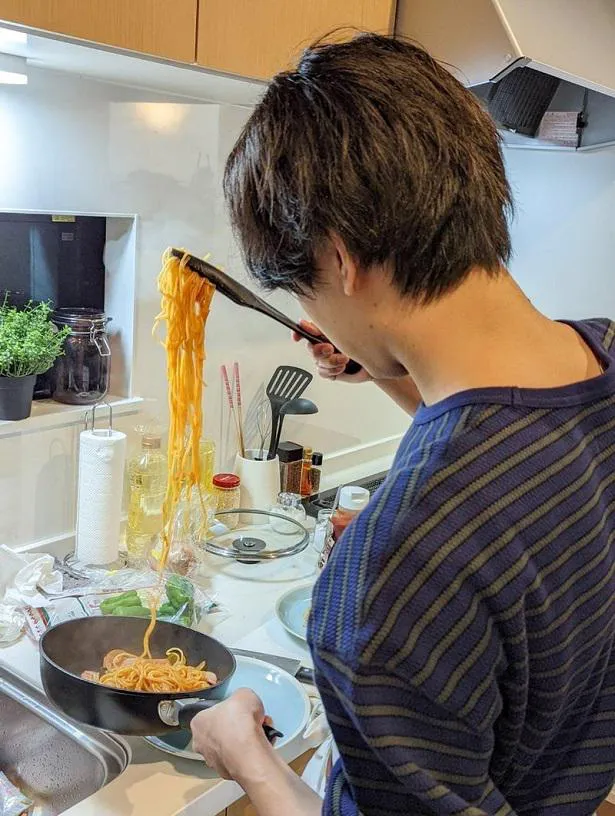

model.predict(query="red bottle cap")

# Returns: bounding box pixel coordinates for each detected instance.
[213,473,240,489]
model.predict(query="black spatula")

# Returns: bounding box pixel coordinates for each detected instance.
[171,249,361,376]
[266,366,312,459]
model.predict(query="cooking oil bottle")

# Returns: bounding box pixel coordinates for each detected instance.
[126,430,167,566]
[199,437,216,492]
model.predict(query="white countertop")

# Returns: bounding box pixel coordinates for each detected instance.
[0,545,320,816]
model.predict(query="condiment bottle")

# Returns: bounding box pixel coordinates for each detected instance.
[277,442,303,494]
[300,446,314,497]
[319,485,370,569]
[212,473,241,529]
[199,437,216,492]
[126,431,167,567]
[310,452,323,495]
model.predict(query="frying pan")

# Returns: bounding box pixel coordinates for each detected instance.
[171,248,362,376]
[40,616,281,739]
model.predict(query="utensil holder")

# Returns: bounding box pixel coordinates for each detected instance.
[234,449,281,526]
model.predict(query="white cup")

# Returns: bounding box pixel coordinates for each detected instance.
[234,449,281,526]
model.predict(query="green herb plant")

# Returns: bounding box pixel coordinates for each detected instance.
[0,299,70,378]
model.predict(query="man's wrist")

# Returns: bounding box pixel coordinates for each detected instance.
[234,743,295,796]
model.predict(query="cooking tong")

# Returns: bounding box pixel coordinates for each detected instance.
[172,248,361,376]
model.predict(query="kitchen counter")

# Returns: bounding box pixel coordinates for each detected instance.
[0,545,321,816]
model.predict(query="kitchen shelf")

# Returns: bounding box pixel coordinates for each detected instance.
[0,395,143,439]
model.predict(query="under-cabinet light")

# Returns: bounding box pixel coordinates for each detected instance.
[0,54,27,85]
[0,27,27,49]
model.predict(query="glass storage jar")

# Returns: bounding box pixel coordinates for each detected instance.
[212,473,241,530]
[50,308,111,405]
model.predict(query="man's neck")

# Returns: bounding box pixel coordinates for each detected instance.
[389,269,603,406]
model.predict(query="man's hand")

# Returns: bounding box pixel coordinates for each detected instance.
[190,689,274,781]
[293,320,371,383]
[293,319,421,414]
[190,688,323,816]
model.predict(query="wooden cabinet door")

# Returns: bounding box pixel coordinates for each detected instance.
[197,0,396,80]
[0,0,198,62]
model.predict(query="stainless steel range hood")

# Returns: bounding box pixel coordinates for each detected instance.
[396,0,615,151]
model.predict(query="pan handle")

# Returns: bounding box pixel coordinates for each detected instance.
[158,699,284,742]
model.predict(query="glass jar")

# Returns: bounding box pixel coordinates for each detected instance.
[313,509,334,564]
[270,492,307,534]
[212,473,241,530]
[50,308,111,405]
[278,442,303,494]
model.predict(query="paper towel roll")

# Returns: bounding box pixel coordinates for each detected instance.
[76,429,127,566]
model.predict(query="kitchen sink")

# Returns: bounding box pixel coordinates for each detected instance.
[0,665,129,815]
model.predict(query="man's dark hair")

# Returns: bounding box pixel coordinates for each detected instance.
[223,33,513,302]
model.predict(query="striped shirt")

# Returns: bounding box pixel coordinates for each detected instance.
[308,318,615,816]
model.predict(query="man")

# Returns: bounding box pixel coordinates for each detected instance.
[191,34,615,815]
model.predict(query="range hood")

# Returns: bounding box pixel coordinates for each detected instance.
[396,0,615,151]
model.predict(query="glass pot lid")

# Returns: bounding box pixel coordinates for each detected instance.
[205,509,309,562]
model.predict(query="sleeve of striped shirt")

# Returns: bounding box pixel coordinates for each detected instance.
[314,650,516,816]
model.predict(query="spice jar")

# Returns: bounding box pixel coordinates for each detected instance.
[278,442,303,494]
[212,473,241,530]
[50,308,111,405]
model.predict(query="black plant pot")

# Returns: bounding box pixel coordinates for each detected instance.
[0,375,36,421]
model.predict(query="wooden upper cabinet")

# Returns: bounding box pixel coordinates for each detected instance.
[197,0,397,80]
[0,0,198,63]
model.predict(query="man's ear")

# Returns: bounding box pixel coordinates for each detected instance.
[330,232,360,297]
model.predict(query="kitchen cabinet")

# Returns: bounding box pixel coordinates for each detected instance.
[197,0,396,80]
[0,0,198,62]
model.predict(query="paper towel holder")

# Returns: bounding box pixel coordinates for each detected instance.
[84,400,114,436]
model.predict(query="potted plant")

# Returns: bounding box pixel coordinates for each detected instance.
[0,299,70,421]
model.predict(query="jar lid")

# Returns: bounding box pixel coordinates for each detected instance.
[52,307,111,333]
[213,473,240,489]
[278,491,303,508]
[311,452,323,466]
[277,441,303,463]
[338,485,370,512]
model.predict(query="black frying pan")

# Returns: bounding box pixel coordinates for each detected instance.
[171,248,363,376]
[40,617,281,739]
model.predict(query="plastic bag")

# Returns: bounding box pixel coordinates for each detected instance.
[24,572,218,641]
[83,573,217,628]
[0,771,32,816]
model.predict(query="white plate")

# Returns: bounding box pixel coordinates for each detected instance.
[145,655,311,761]
[275,583,313,643]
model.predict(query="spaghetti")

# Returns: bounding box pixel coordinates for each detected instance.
[83,250,216,693]
[82,647,218,693]
[140,249,215,659]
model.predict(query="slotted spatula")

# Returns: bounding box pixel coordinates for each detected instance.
[266,366,312,459]
[171,249,361,376]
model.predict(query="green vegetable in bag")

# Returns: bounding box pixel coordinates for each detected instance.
[109,604,150,617]
[100,591,141,614]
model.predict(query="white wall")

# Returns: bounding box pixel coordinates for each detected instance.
[505,147,615,319]
[0,68,407,548]
[3,65,615,549]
